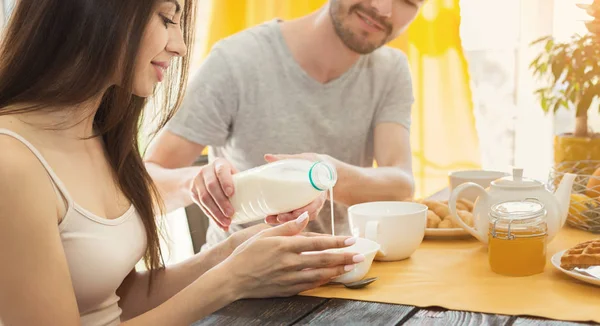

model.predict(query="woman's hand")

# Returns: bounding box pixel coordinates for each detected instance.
[264,192,327,224]
[222,213,363,299]
[222,223,272,255]
[263,153,334,224]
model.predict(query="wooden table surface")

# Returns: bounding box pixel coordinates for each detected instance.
[193,296,595,325]
[193,189,599,326]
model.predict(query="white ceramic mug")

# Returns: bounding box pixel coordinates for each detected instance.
[448,170,509,202]
[348,201,427,262]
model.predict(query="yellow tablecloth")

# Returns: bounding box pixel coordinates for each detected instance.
[302,227,600,323]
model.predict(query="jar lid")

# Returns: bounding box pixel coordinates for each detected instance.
[490,199,547,239]
[490,199,546,221]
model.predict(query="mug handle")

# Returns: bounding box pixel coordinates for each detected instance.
[448,182,487,243]
[365,220,386,256]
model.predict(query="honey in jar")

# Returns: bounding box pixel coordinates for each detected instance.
[488,199,548,277]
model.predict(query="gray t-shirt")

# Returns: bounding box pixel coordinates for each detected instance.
[166,19,414,249]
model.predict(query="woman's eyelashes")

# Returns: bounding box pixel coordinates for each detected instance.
[160,14,176,28]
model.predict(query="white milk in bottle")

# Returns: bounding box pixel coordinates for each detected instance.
[229,159,337,224]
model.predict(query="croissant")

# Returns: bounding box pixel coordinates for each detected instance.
[427,210,442,228]
[417,199,475,229]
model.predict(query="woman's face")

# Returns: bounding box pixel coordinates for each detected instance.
[133,0,187,97]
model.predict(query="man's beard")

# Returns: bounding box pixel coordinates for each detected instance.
[329,0,392,54]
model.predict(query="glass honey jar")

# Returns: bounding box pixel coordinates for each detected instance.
[488,199,548,277]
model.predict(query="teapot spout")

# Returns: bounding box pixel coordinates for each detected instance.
[554,172,576,227]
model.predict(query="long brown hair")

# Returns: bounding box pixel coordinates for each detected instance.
[0,0,196,279]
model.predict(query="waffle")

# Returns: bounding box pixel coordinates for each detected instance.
[560,239,600,270]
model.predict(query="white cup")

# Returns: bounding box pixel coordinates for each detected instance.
[448,170,509,202]
[348,201,427,262]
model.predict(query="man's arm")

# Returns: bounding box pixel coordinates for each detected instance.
[265,123,414,210]
[144,131,205,212]
[329,50,415,206]
[329,122,414,206]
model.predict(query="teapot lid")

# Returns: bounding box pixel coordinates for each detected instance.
[491,168,543,189]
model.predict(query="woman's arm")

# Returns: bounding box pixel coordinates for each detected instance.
[0,141,236,326]
[117,222,273,319]
[120,266,236,326]
[117,240,231,320]
[0,144,356,325]
[117,216,359,325]
[0,142,82,325]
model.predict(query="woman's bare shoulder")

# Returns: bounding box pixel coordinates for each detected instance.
[0,134,59,217]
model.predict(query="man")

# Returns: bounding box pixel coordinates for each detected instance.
[145,0,423,250]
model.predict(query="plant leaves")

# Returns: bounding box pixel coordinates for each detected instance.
[552,51,567,82]
[530,35,552,46]
[564,85,578,105]
[553,98,563,113]
[529,55,542,71]
[540,93,549,112]
[527,32,600,120]
[545,38,555,52]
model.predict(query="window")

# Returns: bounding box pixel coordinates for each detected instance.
[460,0,521,172]
[460,0,568,181]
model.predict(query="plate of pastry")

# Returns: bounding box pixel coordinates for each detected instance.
[415,199,475,238]
[551,239,600,287]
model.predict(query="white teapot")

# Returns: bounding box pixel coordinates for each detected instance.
[448,168,576,244]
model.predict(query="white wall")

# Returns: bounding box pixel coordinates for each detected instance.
[513,0,556,181]
[460,0,556,181]
[2,0,14,23]
[460,0,521,172]
[0,0,5,27]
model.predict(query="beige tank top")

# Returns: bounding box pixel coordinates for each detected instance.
[0,129,147,326]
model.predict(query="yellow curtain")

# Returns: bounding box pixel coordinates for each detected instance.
[200,0,481,198]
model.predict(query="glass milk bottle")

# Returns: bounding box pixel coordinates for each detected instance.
[229,159,337,224]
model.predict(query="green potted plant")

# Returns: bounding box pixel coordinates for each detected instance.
[530,0,600,166]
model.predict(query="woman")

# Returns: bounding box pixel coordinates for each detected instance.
[0,1,363,325]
